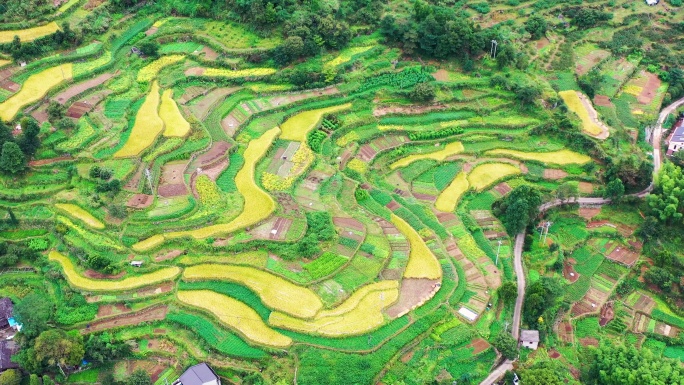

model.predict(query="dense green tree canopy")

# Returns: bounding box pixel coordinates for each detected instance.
[0,142,25,175]
[34,329,85,367]
[14,293,54,339]
[587,344,684,385]
[647,162,684,223]
[493,185,542,235]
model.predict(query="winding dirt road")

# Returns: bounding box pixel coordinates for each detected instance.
[480,96,684,385]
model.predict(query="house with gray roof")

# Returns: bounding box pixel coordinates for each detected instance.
[520,329,540,350]
[0,340,19,372]
[176,363,221,385]
[0,298,12,329]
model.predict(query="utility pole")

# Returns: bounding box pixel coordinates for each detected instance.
[495,239,503,266]
[490,40,498,59]
[543,221,552,244]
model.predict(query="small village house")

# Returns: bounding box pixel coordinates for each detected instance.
[667,119,684,155]
[175,363,221,385]
[0,341,19,372]
[0,298,12,329]
[520,329,540,350]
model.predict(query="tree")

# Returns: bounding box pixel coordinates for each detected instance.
[127,370,151,385]
[0,121,12,149]
[0,142,26,175]
[514,84,541,109]
[587,343,684,385]
[493,185,542,235]
[525,15,547,40]
[18,118,40,159]
[0,369,20,385]
[42,376,55,385]
[47,101,65,121]
[491,332,518,359]
[647,162,684,223]
[34,329,85,366]
[408,82,436,102]
[556,182,579,203]
[14,293,54,339]
[29,374,40,385]
[644,266,673,292]
[138,41,159,58]
[498,281,517,306]
[519,362,564,385]
[604,178,624,201]
[85,333,131,363]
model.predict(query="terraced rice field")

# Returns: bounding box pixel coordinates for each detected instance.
[467,163,520,191]
[114,81,164,157]
[391,214,442,279]
[177,290,292,347]
[183,264,323,318]
[485,149,591,165]
[391,141,464,169]
[160,89,191,137]
[559,90,605,136]
[55,203,105,229]
[0,64,73,121]
[49,251,181,291]
[0,22,61,44]
[280,104,352,142]
[435,172,469,212]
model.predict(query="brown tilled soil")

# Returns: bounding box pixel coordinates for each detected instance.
[124,164,144,191]
[632,294,655,314]
[137,282,174,298]
[85,270,125,279]
[576,49,610,76]
[578,207,601,220]
[557,321,574,344]
[190,87,240,120]
[126,194,154,208]
[0,79,19,92]
[599,301,614,327]
[536,37,550,50]
[84,0,106,9]
[543,169,568,180]
[184,67,205,76]
[493,182,512,195]
[637,72,661,105]
[193,141,232,168]
[333,217,365,232]
[158,162,188,197]
[30,106,50,124]
[548,349,561,359]
[467,338,491,354]
[400,351,415,363]
[386,279,441,318]
[373,103,447,117]
[607,245,639,267]
[84,306,168,333]
[145,26,158,36]
[154,249,183,262]
[563,261,580,283]
[53,72,114,104]
[579,182,594,194]
[579,337,599,347]
[67,101,94,118]
[97,303,130,318]
[432,69,449,81]
[201,46,219,60]
[594,95,613,107]
[29,155,72,167]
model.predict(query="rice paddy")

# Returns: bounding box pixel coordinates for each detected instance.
[114,81,164,158]
[391,141,464,169]
[137,55,185,82]
[0,64,73,122]
[558,90,605,136]
[183,264,323,318]
[280,104,352,142]
[54,203,105,229]
[391,214,442,279]
[485,149,591,165]
[160,89,191,137]
[0,22,61,44]
[435,172,469,212]
[49,251,181,291]
[467,163,520,191]
[177,290,293,348]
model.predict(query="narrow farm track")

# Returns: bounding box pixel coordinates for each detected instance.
[480,96,684,385]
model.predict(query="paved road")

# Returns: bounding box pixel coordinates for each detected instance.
[479,97,684,385]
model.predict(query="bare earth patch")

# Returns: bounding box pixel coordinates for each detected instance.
[158,162,188,198]
[184,67,205,76]
[577,92,610,139]
[97,303,130,318]
[593,95,613,107]
[126,194,154,209]
[607,245,639,267]
[85,306,168,333]
[154,249,183,262]
[53,72,115,105]
[579,207,601,220]
[578,182,594,194]
[432,69,449,81]
[579,337,599,347]
[201,46,219,60]
[637,72,661,105]
[543,169,568,180]
[386,278,441,318]
[563,261,580,283]
[373,103,447,117]
[85,270,125,279]
[466,338,490,354]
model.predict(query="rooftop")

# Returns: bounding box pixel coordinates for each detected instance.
[520,329,540,342]
[670,121,684,143]
[179,363,220,385]
[0,340,19,370]
[0,298,12,320]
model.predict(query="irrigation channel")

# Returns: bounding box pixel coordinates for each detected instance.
[479,96,684,385]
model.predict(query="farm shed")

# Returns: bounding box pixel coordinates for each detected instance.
[520,329,540,350]
[645,0,658,5]
[667,120,684,155]
[0,298,12,329]
[0,340,19,371]
[176,363,221,385]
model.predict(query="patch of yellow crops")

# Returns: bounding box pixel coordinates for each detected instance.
[279,104,352,142]
[390,214,442,279]
[324,46,373,68]
[49,251,180,291]
[133,128,280,250]
[0,59,10,67]
[467,163,520,191]
[203,67,277,78]
[435,172,469,212]
[317,280,399,318]
[269,282,399,336]
[484,149,590,165]
[558,90,603,136]
[152,19,168,28]
[346,158,368,174]
[0,64,72,122]
[183,264,323,318]
[390,141,464,169]
[177,290,292,348]
[0,22,60,44]
[56,216,124,251]
[623,85,642,96]
[137,55,185,82]
[55,203,104,229]
[114,81,164,158]
[160,89,190,137]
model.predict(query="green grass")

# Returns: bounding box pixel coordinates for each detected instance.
[216,152,245,193]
